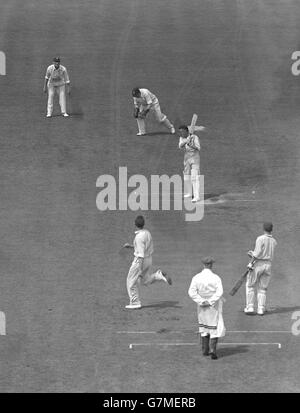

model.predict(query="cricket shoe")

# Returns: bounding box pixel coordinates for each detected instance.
[257,308,265,316]
[170,126,176,134]
[244,307,255,315]
[137,132,146,136]
[125,304,142,310]
[184,193,192,198]
[192,197,201,203]
[160,270,172,285]
[62,113,69,117]
[46,114,51,118]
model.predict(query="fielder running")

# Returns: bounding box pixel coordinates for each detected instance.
[43,57,70,117]
[132,87,175,136]
[178,125,201,202]
[188,257,225,360]
[123,215,172,309]
[244,222,277,315]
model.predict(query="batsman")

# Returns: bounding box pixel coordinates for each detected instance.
[178,124,201,202]
[244,222,277,315]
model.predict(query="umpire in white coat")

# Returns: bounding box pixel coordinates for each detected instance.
[188,257,226,360]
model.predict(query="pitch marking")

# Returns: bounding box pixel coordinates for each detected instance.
[0,312,6,335]
[117,330,290,334]
[129,342,282,349]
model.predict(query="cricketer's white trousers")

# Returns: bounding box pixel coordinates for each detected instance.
[136,102,173,134]
[183,153,201,199]
[126,256,166,305]
[245,261,272,311]
[47,84,67,115]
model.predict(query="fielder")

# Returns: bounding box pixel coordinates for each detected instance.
[123,215,172,309]
[132,87,175,136]
[244,222,277,315]
[188,257,225,360]
[178,125,201,202]
[43,57,70,117]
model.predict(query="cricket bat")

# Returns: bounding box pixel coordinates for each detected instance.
[229,259,256,296]
[188,113,198,134]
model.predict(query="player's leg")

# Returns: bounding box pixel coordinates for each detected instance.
[59,85,68,116]
[209,299,225,359]
[244,267,258,313]
[257,263,272,315]
[136,117,146,135]
[47,85,55,117]
[209,337,219,360]
[200,333,210,356]
[141,257,172,285]
[153,102,175,133]
[191,163,201,202]
[183,159,192,198]
[126,257,143,308]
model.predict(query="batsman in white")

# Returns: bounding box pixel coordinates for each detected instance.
[178,124,201,202]
[123,215,172,309]
[188,256,226,360]
[132,87,175,136]
[244,222,277,315]
[43,57,70,117]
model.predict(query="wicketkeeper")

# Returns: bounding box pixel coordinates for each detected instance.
[132,87,175,136]
[244,222,277,315]
[188,257,226,360]
[43,57,70,117]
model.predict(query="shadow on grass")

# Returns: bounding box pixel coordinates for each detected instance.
[266,306,300,315]
[146,131,175,136]
[204,192,227,201]
[142,301,182,309]
[218,345,249,358]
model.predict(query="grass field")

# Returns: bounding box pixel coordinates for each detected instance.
[0,0,300,393]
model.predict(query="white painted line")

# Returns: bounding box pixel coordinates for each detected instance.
[129,342,282,349]
[227,331,289,334]
[117,330,290,334]
[0,311,6,335]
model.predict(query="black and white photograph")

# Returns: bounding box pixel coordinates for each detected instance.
[0,0,300,396]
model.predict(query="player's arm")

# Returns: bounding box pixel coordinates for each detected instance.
[138,90,152,114]
[123,243,134,249]
[43,67,50,92]
[248,237,263,259]
[207,279,223,306]
[64,67,71,94]
[133,234,145,262]
[179,137,189,148]
[188,135,200,151]
[188,279,207,305]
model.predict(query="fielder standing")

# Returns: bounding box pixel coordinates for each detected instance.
[132,87,175,136]
[123,215,172,309]
[244,222,277,315]
[178,125,201,202]
[188,257,225,360]
[43,57,70,117]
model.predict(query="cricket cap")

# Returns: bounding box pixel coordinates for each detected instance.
[132,87,141,97]
[53,57,60,62]
[202,256,215,265]
[263,222,273,232]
